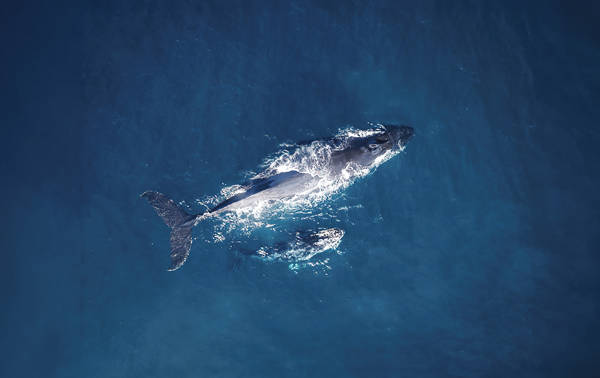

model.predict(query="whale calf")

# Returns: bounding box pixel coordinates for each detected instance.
[142,124,413,271]
[238,227,345,262]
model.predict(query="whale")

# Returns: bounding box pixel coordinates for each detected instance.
[240,228,346,261]
[142,124,414,271]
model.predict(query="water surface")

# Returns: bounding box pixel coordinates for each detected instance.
[2,1,599,377]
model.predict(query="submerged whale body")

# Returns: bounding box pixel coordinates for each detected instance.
[142,124,414,271]
[241,228,346,261]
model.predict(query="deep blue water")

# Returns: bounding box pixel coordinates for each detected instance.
[2,1,600,377]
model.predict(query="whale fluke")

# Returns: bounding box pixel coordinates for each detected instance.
[141,191,199,271]
[168,223,194,271]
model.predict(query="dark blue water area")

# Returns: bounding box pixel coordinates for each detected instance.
[2,1,600,377]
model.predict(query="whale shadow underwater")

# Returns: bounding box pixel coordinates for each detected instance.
[142,124,414,271]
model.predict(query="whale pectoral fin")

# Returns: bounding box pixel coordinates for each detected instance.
[168,224,193,271]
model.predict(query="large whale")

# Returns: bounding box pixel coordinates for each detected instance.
[142,124,413,271]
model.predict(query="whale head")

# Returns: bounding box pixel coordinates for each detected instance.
[330,124,414,170]
[383,124,414,149]
[363,125,413,154]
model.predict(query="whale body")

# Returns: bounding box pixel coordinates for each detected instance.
[142,124,413,271]
[240,228,346,262]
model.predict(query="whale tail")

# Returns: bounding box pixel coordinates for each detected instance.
[141,191,202,271]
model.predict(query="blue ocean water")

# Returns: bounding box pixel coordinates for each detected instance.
[2,1,600,377]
